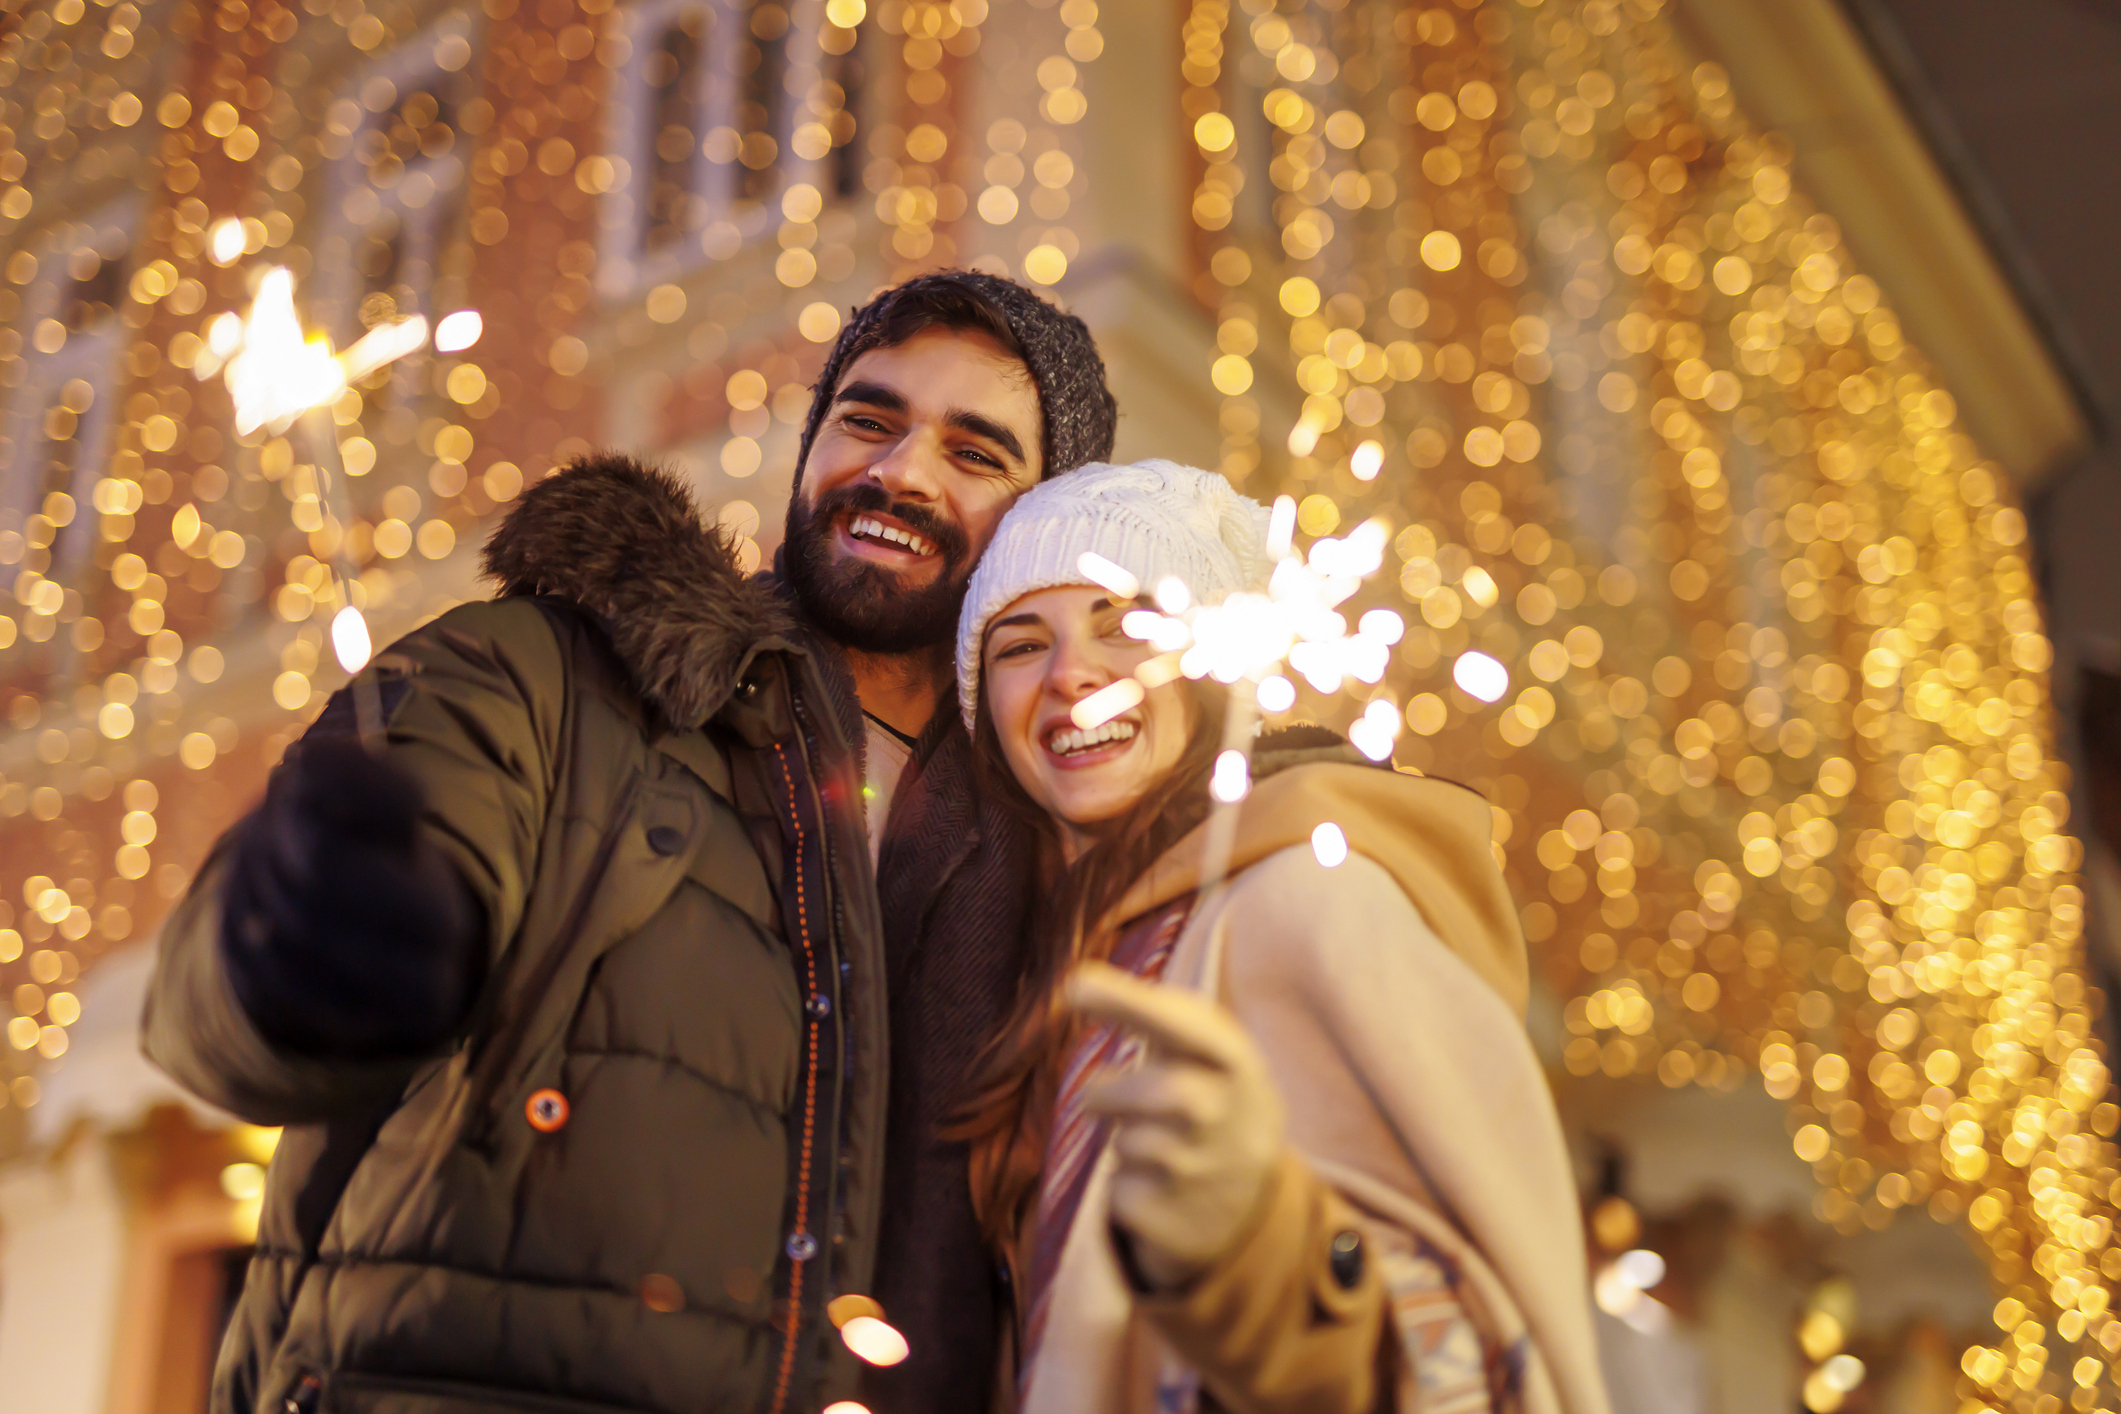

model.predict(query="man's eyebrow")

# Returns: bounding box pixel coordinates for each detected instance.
[832,380,908,412]
[947,409,1028,464]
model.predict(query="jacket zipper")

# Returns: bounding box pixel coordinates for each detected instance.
[765,683,866,1414]
[765,738,828,1414]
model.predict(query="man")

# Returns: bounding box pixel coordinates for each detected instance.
[143,270,1117,1414]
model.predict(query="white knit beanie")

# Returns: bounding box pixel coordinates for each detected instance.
[956,459,1271,728]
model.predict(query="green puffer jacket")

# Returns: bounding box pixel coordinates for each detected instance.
[143,458,888,1414]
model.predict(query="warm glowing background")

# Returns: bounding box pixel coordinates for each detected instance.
[0,1,2118,1412]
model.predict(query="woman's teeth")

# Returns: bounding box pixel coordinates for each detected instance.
[1047,720,1138,756]
[849,514,937,557]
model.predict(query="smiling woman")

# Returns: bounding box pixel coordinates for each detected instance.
[981,584,1199,854]
[948,461,1604,1414]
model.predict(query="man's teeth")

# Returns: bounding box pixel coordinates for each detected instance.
[849,514,937,557]
[1047,720,1138,756]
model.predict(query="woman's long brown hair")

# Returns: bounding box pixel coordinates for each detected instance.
[954,675,1227,1254]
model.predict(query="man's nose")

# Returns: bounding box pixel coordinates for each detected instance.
[867,428,946,502]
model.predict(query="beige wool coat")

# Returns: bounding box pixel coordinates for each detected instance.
[1018,762,1612,1414]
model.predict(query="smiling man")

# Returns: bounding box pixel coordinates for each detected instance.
[143,271,1115,1414]
[779,278,1117,1412]
[784,314,1048,849]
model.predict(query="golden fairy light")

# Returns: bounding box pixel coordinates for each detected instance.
[1177,0,2108,1402]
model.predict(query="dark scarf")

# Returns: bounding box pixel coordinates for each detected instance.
[864,707,1040,1413]
[772,597,1039,1414]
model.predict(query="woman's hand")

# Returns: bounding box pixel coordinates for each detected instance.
[1066,961,1288,1291]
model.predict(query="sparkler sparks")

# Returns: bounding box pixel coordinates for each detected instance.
[204,266,447,737]
[1067,492,1422,899]
[1452,650,1510,704]
[434,309,485,354]
[213,266,435,433]
[1310,822,1349,868]
[1081,499,1401,700]
[331,604,373,675]
[341,313,431,385]
[208,216,247,267]
[1070,677,1145,731]
[224,268,346,437]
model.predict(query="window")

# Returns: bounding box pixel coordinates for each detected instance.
[1220,57,1287,246]
[735,2,790,205]
[824,37,864,202]
[642,7,713,253]
[605,0,850,285]
[318,27,473,370]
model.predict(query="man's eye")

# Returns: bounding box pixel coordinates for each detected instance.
[846,415,890,433]
[957,447,1001,469]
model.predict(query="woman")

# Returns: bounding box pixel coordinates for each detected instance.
[952,461,1609,1414]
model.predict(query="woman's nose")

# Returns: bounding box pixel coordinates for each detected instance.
[1046,639,1113,700]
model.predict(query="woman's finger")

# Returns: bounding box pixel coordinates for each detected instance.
[1106,1118,1198,1178]
[1063,962,1253,1071]
[1080,1064,1218,1131]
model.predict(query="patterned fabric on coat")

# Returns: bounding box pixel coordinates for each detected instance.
[1019,896,1196,1392]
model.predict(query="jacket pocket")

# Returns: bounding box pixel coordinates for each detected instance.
[327,1371,652,1414]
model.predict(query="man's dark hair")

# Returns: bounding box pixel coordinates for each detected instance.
[791,269,1118,490]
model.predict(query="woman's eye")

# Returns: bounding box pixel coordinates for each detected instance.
[993,639,1043,661]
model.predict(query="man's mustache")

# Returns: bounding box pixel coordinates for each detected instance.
[807,481,970,565]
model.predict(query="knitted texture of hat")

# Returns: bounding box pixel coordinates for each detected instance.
[955,459,1271,728]
[791,270,1117,489]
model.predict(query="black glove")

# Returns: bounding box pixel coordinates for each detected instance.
[220,738,485,1059]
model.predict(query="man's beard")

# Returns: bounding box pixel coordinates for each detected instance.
[782,480,974,654]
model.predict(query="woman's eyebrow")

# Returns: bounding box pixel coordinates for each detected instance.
[989,612,1046,632]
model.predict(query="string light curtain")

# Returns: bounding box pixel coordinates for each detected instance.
[1191,0,2105,1406]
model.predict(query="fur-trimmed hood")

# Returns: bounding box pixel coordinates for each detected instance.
[481,453,797,729]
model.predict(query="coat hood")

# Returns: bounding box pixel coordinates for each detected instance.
[481,453,797,730]
[1099,760,1528,1013]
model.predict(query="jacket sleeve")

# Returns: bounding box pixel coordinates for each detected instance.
[1129,1148,1392,1414]
[141,598,567,1124]
[1194,846,1607,1414]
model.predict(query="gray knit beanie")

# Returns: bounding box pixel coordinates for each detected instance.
[791,270,1118,489]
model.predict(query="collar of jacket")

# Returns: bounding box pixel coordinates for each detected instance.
[482,453,804,734]
[1095,731,1530,1013]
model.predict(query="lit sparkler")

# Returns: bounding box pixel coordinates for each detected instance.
[1070,494,1411,895]
[200,263,447,741]
[1072,496,1404,732]
[210,266,430,437]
